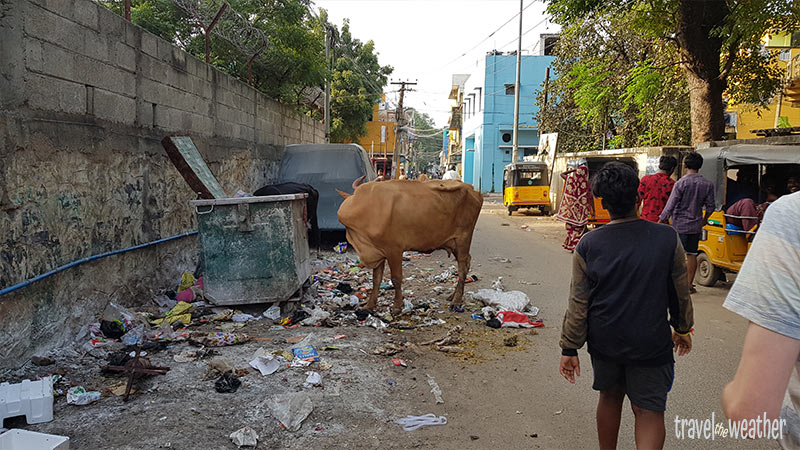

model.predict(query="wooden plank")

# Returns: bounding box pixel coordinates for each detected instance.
[162,135,226,199]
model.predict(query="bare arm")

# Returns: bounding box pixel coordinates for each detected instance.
[560,168,577,180]
[722,322,800,420]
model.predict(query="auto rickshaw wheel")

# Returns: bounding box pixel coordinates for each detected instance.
[696,253,722,287]
[507,206,515,216]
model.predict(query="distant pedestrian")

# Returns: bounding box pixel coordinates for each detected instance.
[638,156,677,222]
[555,162,593,252]
[721,192,800,448]
[442,165,460,180]
[560,162,694,450]
[398,169,407,180]
[659,152,715,293]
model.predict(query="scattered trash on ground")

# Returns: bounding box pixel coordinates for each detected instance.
[497,311,545,328]
[249,349,281,376]
[214,372,241,393]
[427,375,444,404]
[396,414,447,431]
[66,386,100,405]
[471,288,531,312]
[304,371,323,388]
[230,426,258,447]
[268,392,314,431]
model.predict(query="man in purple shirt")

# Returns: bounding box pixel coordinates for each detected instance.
[659,152,715,293]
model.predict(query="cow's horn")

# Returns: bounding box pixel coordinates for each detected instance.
[352,176,367,190]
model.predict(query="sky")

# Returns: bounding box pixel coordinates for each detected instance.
[312,0,558,128]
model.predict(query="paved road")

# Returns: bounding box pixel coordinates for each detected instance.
[418,198,776,449]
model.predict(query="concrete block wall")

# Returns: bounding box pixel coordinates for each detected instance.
[0,0,325,368]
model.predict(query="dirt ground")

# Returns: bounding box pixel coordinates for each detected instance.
[1,196,774,449]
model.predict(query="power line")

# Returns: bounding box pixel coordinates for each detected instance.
[435,0,537,71]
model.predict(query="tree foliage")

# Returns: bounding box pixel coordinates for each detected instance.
[536,10,691,152]
[102,1,392,140]
[545,0,799,143]
[328,19,393,142]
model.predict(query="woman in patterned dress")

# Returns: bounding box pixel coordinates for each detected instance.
[556,163,593,252]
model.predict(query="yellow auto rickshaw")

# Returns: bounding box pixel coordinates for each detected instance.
[503,162,551,216]
[695,144,800,286]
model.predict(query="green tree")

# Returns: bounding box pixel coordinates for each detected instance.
[328,19,393,142]
[546,0,798,143]
[536,10,691,152]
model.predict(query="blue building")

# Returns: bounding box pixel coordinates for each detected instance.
[460,51,555,193]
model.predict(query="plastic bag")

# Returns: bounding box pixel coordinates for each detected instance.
[67,386,101,405]
[263,305,281,321]
[268,392,313,431]
[303,371,323,388]
[470,289,531,312]
[230,426,258,447]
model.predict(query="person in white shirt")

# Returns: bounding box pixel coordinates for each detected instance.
[442,165,460,181]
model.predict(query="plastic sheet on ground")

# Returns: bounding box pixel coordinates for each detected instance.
[268,392,314,432]
[263,305,281,321]
[249,350,281,376]
[66,386,100,405]
[470,289,531,312]
[230,426,258,447]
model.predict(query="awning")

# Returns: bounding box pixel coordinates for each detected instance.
[698,144,800,209]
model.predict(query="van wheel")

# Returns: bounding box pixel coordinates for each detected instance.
[696,253,722,287]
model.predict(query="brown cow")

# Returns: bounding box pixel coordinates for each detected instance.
[337,178,483,312]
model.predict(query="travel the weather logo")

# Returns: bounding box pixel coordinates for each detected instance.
[674,413,787,440]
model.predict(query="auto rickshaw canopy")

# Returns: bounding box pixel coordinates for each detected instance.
[697,144,800,210]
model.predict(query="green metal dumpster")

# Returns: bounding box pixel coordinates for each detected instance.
[190,194,311,306]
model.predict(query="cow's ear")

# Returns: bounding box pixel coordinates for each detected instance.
[336,189,351,199]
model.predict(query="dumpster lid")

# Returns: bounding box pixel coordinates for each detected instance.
[190,194,308,206]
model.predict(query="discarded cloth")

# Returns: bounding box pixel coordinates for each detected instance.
[497,311,544,328]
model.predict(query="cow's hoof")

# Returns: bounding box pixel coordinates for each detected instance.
[390,308,402,318]
[449,304,465,313]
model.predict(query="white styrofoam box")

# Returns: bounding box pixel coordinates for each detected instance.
[0,429,69,449]
[0,377,54,425]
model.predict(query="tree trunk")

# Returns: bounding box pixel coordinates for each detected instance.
[676,0,729,144]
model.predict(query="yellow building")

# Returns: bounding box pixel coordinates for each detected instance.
[351,94,396,166]
[727,31,800,138]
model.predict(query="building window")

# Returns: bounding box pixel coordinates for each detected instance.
[502,133,512,143]
[504,84,515,95]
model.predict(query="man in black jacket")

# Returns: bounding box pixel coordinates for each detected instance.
[559,162,694,450]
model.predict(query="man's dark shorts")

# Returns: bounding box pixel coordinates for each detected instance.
[678,232,701,256]
[591,356,674,412]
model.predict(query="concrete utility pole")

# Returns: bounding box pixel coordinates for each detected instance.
[511,0,523,164]
[324,26,331,143]
[390,80,417,179]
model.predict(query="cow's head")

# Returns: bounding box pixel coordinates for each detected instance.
[336,176,367,199]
